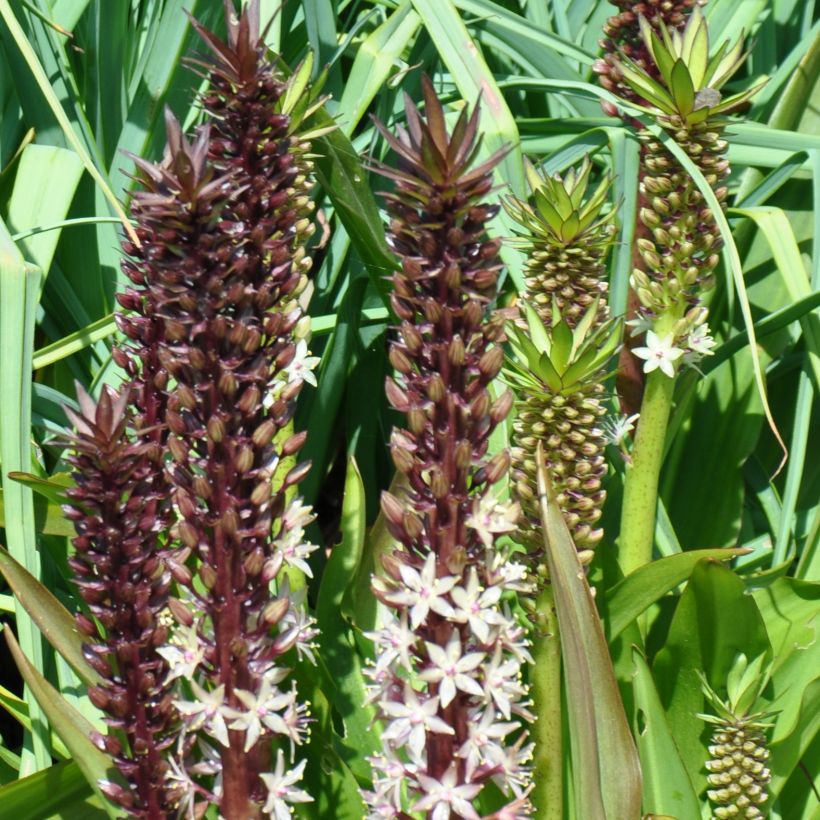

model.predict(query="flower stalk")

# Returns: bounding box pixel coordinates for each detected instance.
[366,77,534,818]
[597,7,763,573]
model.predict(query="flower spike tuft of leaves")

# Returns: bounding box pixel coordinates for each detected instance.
[594,0,700,116]
[503,161,619,566]
[698,655,774,820]
[62,384,178,818]
[366,76,535,817]
[605,7,763,370]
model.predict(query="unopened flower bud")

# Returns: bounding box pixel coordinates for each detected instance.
[478,346,503,378]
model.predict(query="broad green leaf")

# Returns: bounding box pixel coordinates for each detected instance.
[3,629,121,819]
[652,560,771,793]
[603,548,746,640]
[730,206,820,388]
[0,217,49,772]
[337,2,421,136]
[32,314,116,370]
[7,144,83,284]
[291,659,367,818]
[0,546,97,687]
[632,649,701,819]
[0,487,75,537]
[7,472,73,506]
[0,759,105,820]
[313,124,394,307]
[315,459,379,780]
[536,445,642,820]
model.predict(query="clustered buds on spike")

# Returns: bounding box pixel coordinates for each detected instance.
[365,78,534,817]
[64,3,321,818]
[699,655,774,819]
[597,7,762,378]
[503,161,619,570]
[62,386,177,817]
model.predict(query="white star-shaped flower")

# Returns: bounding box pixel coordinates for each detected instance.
[260,750,312,818]
[366,611,417,673]
[380,685,454,759]
[223,678,296,752]
[632,330,684,378]
[449,569,503,643]
[174,682,231,747]
[466,495,519,550]
[284,340,320,388]
[157,622,205,682]
[482,646,527,720]
[412,765,482,820]
[683,323,717,367]
[382,553,457,628]
[601,413,640,447]
[274,525,316,578]
[457,706,520,781]
[419,632,485,708]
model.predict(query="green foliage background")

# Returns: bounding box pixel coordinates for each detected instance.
[0,0,816,817]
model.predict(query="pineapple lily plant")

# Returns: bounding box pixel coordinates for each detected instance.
[0,2,816,820]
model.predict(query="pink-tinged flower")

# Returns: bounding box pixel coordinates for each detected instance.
[683,322,717,368]
[175,682,232,747]
[380,685,455,760]
[633,330,684,378]
[157,622,205,682]
[419,633,486,708]
[223,677,297,752]
[450,568,503,643]
[381,553,457,628]
[274,525,317,578]
[260,751,312,818]
[283,339,321,388]
[458,707,520,781]
[482,646,529,720]
[367,751,414,810]
[366,611,417,673]
[466,495,520,549]
[412,766,482,820]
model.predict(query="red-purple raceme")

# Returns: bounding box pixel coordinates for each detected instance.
[112,4,323,811]
[366,77,534,819]
[63,385,177,818]
[119,109,318,819]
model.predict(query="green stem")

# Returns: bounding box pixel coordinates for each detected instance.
[619,368,676,576]
[530,583,563,819]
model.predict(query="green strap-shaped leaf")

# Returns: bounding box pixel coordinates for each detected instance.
[536,443,642,820]
[631,648,701,818]
[315,458,379,781]
[2,628,121,818]
[603,548,746,640]
[0,545,98,687]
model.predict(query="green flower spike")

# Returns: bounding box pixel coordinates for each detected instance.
[614,6,765,339]
[505,158,615,330]
[698,654,775,820]
[506,299,620,565]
